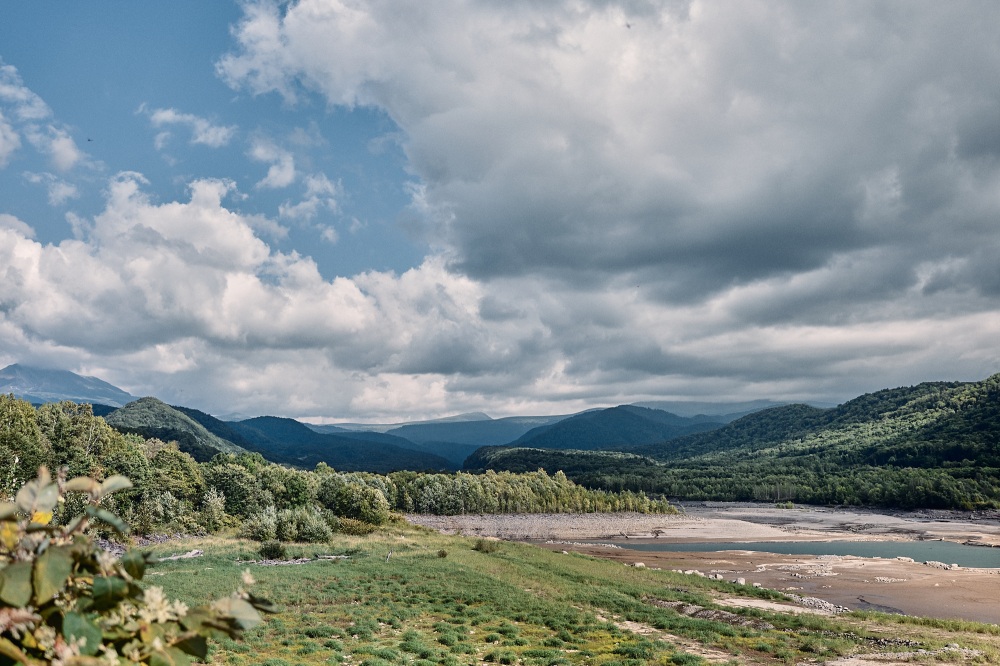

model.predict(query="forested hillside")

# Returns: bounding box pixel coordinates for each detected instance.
[510,405,724,450]
[469,375,1000,510]
[104,396,247,461]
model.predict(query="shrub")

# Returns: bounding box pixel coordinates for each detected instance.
[274,506,333,543]
[336,517,377,535]
[437,549,448,558]
[318,477,391,525]
[259,539,287,560]
[0,467,272,664]
[473,538,501,553]
[241,505,279,541]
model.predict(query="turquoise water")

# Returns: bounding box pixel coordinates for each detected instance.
[596,540,1000,568]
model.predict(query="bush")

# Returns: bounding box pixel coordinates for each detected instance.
[274,506,333,543]
[242,505,279,541]
[259,539,287,560]
[318,477,391,525]
[473,538,501,553]
[437,549,448,558]
[336,517,377,535]
[0,467,272,664]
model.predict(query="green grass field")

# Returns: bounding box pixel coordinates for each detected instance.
[143,522,999,665]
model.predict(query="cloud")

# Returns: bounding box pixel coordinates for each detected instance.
[0,111,20,166]
[0,61,51,121]
[23,171,80,206]
[146,106,238,148]
[1,62,87,172]
[0,171,997,419]
[249,137,296,188]
[279,172,339,220]
[220,1,1000,300]
[4,4,1000,421]
[0,213,34,238]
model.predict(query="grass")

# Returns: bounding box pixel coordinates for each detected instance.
[141,525,999,665]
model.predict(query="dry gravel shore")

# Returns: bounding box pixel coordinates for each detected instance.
[407,504,1000,624]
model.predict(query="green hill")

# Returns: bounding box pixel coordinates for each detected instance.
[103,397,247,461]
[509,405,724,451]
[469,374,1000,510]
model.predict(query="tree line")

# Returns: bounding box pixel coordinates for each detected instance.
[1,396,673,543]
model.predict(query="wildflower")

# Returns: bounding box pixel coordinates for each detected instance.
[0,607,40,639]
[138,586,174,624]
[0,521,19,550]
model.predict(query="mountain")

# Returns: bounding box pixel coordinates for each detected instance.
[317,412,495,434]
[631,398,792,419]
[309,412,572,464]
[467,374,1000,510]
[228,416,452,473]
[507,405,725,451]
[0,363,137,407]
[103,397,247,461]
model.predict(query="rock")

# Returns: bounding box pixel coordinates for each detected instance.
[752,583,762,588]
[736,577,746,585]
[633,562,646,568]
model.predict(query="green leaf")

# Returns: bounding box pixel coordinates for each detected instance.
[211,597,263,630]
[15,473,58,514]
[99,476,133,496]
[62,611,102,656]
[0,636,33,664]
[33,545,75,605]
[0,561,33,607]
[64,477,100,494]
[91,576,129,608]
[84,506,130,534]
[173,635,209,659]
[149,647,192,666]
[119,550,149,580]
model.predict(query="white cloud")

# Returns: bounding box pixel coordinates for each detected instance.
[0,213,34,238]
[249,137,296,188]
[0,172,997,419]
[279,172,339,220]
[146,106,238,148]
[0,111,20,166]
[0,61,51,121]
[23,124,83,172]
[0,61,87,172]
[319,225,338,243]
[24,171,80,206]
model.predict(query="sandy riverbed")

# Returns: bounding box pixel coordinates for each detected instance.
[407,504,1000,624]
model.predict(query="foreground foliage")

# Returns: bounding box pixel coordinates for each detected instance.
[0,469,271,665]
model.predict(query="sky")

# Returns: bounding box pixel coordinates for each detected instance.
[1,1,998,422]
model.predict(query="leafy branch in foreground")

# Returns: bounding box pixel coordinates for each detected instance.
[0,467,272,666]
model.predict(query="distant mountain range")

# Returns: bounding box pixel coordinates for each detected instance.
[0,363,137,407]
[0,362,789,474]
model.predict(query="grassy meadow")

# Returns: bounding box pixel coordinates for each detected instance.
[139,520,1000,666]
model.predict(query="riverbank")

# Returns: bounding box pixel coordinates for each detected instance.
[407,504,1000,624]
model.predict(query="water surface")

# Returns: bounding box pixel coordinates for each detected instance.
[593,540,1000,568]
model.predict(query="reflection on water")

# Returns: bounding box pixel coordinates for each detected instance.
[590,539,1000,568]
